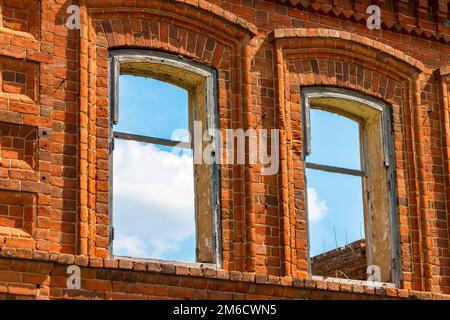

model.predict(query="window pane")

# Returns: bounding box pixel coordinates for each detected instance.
[115,75,190,141]
[112,139,196,262]
[307,109,361,170]
[306,168,365,273]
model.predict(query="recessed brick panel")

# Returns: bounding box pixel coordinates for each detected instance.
[0,55,38,101]
[2,70,26,94]
[1,0,40,38]
[0,121,37,170]
[0,189,36,235]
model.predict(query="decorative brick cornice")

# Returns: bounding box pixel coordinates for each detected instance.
[273,0,450,44]
[175,0,258,36]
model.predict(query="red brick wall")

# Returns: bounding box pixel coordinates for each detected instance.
[311,240,367,281]
[1,0,40,38]
[0,190,36,234]
[0,0,449,299]
[0,255,448,300]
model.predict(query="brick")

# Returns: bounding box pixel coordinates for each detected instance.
[161,264,176,274]
[203,268,217,278]
[188,267,203,277]
[8,283,38,296]
[230,271,243,281]
[255,275,268,284]
[118,260,133,270]
[175,265,189,276]
[74,256,89,266]
[292,278,305,288]
[242,272,255,283]
[304,279,316,289]
[84,279,111,291]
[103,259,118,269]
[132,261,146,271]
[89,258,103,268]
[147,261,161,273]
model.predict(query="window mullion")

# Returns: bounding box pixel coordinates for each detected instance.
[305,162,366,177]
[113,131,192,149]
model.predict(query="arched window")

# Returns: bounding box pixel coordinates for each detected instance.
[303,88,400,286]
[109,50,220,266]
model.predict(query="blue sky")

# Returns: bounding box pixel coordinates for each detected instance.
[113,75,196,262]
[307,109,365,257]
[114,75,189,140]
[113,74,365,263]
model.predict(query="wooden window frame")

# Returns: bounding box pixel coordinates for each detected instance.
[108,49,221,266]
[302,87,401,287]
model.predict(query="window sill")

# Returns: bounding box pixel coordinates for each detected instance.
[3,247,447,300]
[0,26,39,41]
[112,255,219,270]
[311,275,396,289]
[0,226,32,238]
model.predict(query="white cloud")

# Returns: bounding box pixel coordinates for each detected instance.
[114,235,150,258]
[112,140,196,261]
[307,187,328,222]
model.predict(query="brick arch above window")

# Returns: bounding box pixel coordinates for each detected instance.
[94,17,232,69]
[285,57,403,109]
[84,0,257,41]
[270,28,431,80]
